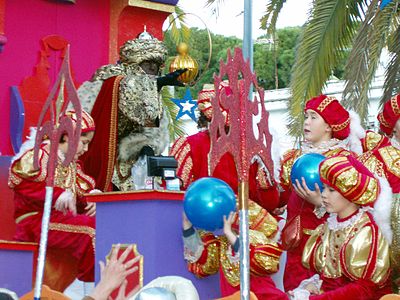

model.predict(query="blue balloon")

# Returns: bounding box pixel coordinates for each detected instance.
[184,177,236,231]
[290,153,325,191]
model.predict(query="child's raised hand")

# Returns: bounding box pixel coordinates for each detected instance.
[293,177,322,207]
[182,211,192,230]
[223,211,237,246]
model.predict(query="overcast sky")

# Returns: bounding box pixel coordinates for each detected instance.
[176,0,312,39]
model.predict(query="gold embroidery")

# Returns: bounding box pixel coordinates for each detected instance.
[105,75,123,192]
[392,95,400,115]
[358,152,385,178]
[379,146,400,178]
[317,96,335,112]
[49,222,96,252]
[169,136,185,157]
[331,118,350,132]
[378,113,391,129]
[302,212,390,284]
[280,149,301,188]
[363,132,386,152]
[257,167,271,189]
[220,237,240,286]
[191,231,220,277]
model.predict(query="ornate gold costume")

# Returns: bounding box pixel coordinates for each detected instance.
[183,200,282,287]
[303,211,391,286]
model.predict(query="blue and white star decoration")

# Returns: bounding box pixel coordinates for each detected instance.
[171,88,197,122]
[380,0,393,9]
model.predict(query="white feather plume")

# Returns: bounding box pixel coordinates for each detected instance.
[11,127,37,163]
[347,110,366,155]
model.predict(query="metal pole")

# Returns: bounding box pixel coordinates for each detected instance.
[33,187,53,299]
[241,1,252,299]
[243,0,253,71]
[238,181,250,300]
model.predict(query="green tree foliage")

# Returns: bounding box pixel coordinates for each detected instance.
[163,26,304,98]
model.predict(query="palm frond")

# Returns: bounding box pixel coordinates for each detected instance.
[161,88,186,141]
[260,0,287,35]
[205,0,226,17]
[343,0,397,122]
[381,25,400,107]
[168,6,191,45]
[288,0,359,137]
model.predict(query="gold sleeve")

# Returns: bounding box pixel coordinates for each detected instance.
[187,231,220,278]
[248,200,283,276]
[343,226,391,285]
[76,163,96,196]
[279,149,301,189]
[248,200,279,239]
[302,224,324,271]
[9,148,48,187]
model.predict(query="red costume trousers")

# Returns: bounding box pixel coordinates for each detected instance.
[14,211,95,282]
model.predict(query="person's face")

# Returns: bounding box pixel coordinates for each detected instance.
[139,60,160,76]
[393,118,400,142]
[303,109,332,145]
[321,183,358,217]
[61,131,94,160]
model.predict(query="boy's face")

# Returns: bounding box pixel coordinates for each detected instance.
[61,131,94,160]
[321,183,351,214]
[303,109,332,144]
[75,131,94,159]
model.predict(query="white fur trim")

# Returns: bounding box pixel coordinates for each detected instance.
[347,110,366,155]
[76,80,103,113]
[373,176,393,244]
[11,127,37,163]
[118,110,170,161]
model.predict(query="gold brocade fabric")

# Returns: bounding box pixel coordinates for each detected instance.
[363,131,387,152]
[280,147,352,190]
[118,74,161,128]
[391,194,400,272]
[195,200,282,287]
[9,146,95,195]
[359,151,386,178]
[191,231,220,277]
[379,146,400,178]
[302,212,390,285]
[169,136,193,189]
[220,236,241,286]
[280,149,302,188]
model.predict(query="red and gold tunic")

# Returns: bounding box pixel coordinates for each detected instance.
[172,130,286,298]
[184,200,287,299]
[8,143,96,282]
[279,146,354,291]
[302,210,392,299]
[359,143,400,276]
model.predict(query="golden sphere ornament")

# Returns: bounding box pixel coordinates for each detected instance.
[169,42,199,85]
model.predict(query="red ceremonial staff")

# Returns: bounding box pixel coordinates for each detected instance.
[209,47,274,299]
[32,47,82,299]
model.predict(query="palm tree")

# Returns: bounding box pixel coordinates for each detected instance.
[206,0,400,137]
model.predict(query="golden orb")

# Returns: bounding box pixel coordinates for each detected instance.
[169,42,199,84]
